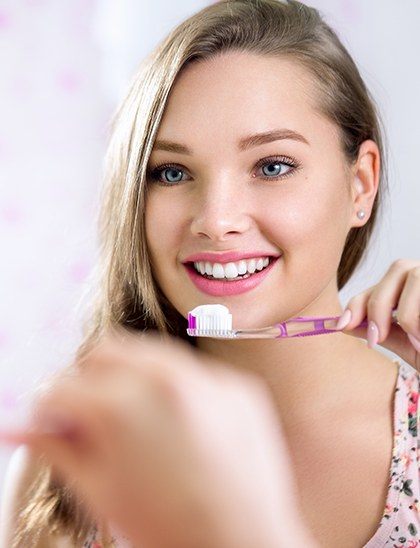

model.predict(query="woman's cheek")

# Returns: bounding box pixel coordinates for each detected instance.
[262,195,321,249]
[264,192,344,285]
[145,192,180,256]
[145,193,193,300]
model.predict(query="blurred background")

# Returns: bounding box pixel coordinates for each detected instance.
[0,0,419,502]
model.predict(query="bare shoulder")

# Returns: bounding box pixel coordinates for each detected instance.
[0,445,61,548]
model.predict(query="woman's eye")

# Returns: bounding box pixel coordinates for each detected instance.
[149,165,188,185]
[258,160,295,180]
[257,157,300,180]
[147,156,300,187]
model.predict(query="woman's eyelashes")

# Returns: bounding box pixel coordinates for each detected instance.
[147,155,302,187]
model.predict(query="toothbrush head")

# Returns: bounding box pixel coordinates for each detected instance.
[187,304,235,338]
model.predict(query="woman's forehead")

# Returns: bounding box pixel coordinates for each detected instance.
[166,53,315,116]
[154,54,337,151]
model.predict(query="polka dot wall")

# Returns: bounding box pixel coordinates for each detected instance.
[0,0,109,490]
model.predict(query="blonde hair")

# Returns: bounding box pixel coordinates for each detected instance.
[13,0,388,544]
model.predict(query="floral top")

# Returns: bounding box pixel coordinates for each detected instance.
[364,360,420,547]
[83,359,420,548]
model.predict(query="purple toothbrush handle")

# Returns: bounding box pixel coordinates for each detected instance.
[275,307,398,338]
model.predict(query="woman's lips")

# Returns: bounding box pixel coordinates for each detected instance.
[183,256,281,296]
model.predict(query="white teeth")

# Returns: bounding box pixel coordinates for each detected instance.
[193,256,272,279]
[256,258,264,270]
[212,264,225,279]
[237,260,247,275]
[248,259,256,273]
[224,263,238,279]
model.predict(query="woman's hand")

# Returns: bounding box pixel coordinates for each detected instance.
[337,259,420,370]
[1,328,317,548]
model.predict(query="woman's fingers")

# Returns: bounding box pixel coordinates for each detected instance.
[339,289,370,336]
[18,331,211,477]
[396,265,420,340]
[27,382,98,460]
[343,261,409,340]
[339,259,420,369]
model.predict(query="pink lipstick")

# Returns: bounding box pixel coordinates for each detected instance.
[183,256,281,296]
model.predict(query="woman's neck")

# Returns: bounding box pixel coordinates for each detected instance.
[196,316,397,431]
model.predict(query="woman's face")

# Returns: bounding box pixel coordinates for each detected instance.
[145,51,363,328]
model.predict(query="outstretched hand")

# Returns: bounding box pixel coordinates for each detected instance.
[1,328,317,548]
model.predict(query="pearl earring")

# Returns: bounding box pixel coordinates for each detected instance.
[357,210,366,220]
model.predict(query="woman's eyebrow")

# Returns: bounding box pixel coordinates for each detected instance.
[152,128,310,155]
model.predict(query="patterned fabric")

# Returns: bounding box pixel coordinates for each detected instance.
[83,359,420,548]
[364,360,420,547]
[82,521,131,547]
[83,524,131,548]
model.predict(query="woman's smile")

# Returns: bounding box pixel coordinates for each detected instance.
[183,255,282,296]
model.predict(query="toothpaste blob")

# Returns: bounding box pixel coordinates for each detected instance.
[188,304,232,332]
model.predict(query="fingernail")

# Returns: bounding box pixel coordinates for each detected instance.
[0,429,27,446]
[367,321,379,349]
[336,309,352,330]
[407,333,420,353]
[34,410,79,437]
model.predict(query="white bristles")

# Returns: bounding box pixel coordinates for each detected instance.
[190,304,232,333]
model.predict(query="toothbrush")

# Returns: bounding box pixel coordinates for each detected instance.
[187,304,400,339]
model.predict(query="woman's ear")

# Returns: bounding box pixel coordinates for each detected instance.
[350,139,381,227]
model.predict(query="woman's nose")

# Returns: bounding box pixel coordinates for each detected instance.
[189,183,252,241]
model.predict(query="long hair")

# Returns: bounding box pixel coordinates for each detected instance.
[13,1,388,544]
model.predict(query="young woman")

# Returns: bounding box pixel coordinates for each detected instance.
[1,0,419,546]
